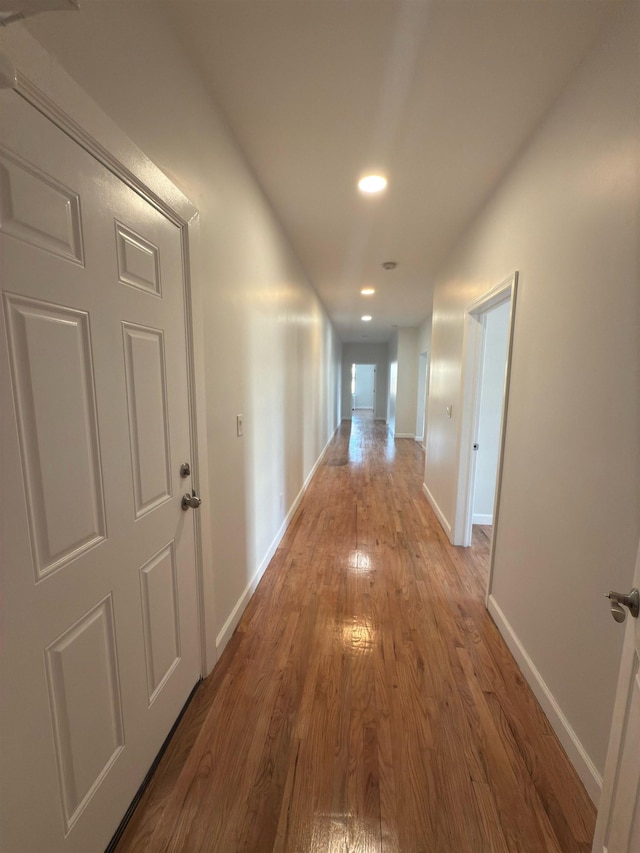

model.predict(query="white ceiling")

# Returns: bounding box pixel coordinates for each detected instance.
[164,1,613,342]
[29,1,615,342]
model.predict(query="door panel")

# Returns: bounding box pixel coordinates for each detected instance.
[140,543,182,703]
[0,91,200,852]
[605,660,640,850]
[0,145,84,264]
[3,295,106,578]
[45,595,125,835]
[593,540,640,852]
[115,220,161,296]
[122,322,172,516]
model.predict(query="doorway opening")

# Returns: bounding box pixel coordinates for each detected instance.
[472,300,510,528]
[351,363,376,417]
[415,351,429,448]
[452,273,518,596]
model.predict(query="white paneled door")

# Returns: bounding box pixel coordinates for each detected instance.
[593,538,640,852]
[0,91,201,852]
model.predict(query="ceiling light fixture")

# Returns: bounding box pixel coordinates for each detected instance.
[361,287,375,295]
[358,175,387,194]
[361,315,372,322]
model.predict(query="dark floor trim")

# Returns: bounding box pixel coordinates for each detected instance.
[105,678,202,853]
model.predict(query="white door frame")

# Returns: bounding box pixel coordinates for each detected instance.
[452,274,518,586]
[0,31,215,673]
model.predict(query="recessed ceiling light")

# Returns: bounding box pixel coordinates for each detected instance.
[361,287,375,295]
[358,175,387,194]
[361,315,372,322]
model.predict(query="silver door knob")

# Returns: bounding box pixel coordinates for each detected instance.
[182,490,202,511]
[605,588,639,622]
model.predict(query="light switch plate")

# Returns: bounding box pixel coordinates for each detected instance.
[237,414,244,437]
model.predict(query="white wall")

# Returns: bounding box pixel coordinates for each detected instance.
[341,343,389,421]
[394,327,420,437]
[387,333,398,432]
[472,300,510,523]
[16,6,342,670]
[425,4,639,796]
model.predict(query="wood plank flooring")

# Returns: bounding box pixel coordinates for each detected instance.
[116,415,596,852]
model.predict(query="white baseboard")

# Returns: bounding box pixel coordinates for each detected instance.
[487,594,602,804]
[422,483,452,539]
[394,433,415,439]
[472,513,493,525]
[216,425,338,657]
[414,435,425,443]
[215,562,264,659]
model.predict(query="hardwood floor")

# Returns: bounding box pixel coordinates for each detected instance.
[116,416,596,852]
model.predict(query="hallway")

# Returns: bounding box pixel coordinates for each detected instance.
[116,417,595,852]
